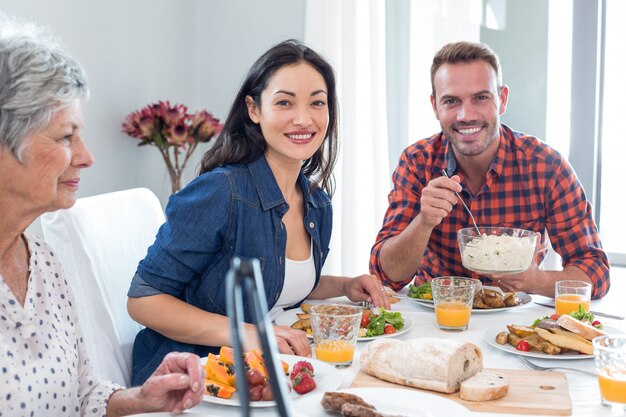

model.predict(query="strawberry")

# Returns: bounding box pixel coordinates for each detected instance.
[292,372,316,395]
[290,360,314,380]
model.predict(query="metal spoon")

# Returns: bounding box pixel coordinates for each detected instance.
[441,169,481,236]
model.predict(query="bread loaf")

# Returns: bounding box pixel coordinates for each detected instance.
[460,370,509,401]
[360,338,483,394]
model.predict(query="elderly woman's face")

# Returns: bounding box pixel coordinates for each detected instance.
[0,100,93,214]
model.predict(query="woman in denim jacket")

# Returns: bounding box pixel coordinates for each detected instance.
[127,39,390,385]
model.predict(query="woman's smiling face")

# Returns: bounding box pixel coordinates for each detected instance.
[246,62,329,168]
[0,100,94,215]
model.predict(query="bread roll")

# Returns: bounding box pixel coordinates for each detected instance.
[460,370,509,401]
[360,338,483,394]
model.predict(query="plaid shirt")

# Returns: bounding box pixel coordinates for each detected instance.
[370,125,610,299]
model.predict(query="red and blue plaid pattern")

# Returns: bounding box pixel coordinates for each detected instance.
[370,125,610,299]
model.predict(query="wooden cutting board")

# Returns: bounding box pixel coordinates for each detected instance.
[351,368,572,416]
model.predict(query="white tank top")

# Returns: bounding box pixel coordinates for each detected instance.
[269,241,316,320]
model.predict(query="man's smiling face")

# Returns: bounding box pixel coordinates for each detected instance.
[431,60,508,157]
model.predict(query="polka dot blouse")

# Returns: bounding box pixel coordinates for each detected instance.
[0,233,120,417]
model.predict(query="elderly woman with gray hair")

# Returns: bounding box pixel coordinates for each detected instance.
[0,18,205,417]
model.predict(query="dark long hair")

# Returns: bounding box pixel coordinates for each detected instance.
[199,39,338,197]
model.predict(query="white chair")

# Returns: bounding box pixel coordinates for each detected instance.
[40,188,165,387]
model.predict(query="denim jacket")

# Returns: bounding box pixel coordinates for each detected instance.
[127,155,332,385]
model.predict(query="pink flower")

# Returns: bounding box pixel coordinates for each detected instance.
[139,116,155,139]
[192,110,222,142]
[122,111,148,140]
[167,123,189,146]
[196,121,216,142]
[122,101,223,193]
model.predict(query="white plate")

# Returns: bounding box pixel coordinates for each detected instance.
[294,387,472,417]
[409,287,532,314]
[358,316,412,341]
[124,413,222,417]
[202,354,342,408]
[484,324,623,360]
[125,412,307,417]
[274,308,411,341]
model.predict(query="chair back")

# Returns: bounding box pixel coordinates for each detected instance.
[40,187,165,386]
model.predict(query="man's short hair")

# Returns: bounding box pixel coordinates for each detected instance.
[430,41,502,98]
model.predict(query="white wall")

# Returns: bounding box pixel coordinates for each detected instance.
[196,0,306,123]
[191,0,305,190]
[0,0,305,235]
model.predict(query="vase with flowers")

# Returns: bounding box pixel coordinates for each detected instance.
[122,101,223,194]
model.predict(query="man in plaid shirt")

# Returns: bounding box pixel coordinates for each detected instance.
[370,41,610,299]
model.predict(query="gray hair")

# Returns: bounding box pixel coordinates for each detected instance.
[0,15,89,160]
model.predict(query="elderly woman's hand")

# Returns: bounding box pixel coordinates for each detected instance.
[137,352,206,414]
[344,274,391,310]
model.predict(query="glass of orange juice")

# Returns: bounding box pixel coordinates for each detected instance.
[431,277,477,331]
[555,280,591,315]
[310,304,362,367]
[593,335,626,410]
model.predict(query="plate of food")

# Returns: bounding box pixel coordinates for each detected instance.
[402,282,531,313]
[275,305,411,341]
[202,352,342,408]
[484,311,620,360]
[294,387,472,417]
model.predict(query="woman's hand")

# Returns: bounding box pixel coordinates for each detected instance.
[273,325,312,357]
[243,323,311,358]
[344,274,391,310]
[137,352,206,414]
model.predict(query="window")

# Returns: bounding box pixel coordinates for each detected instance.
[598,0,626,264]
[558,0,624,266]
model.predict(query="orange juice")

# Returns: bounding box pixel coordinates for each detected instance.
[598,369,626,404]
[555,294,590,315]
[435,301,472,329]
[315,340,355,365]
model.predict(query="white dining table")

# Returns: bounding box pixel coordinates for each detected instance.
[182,272,625,417]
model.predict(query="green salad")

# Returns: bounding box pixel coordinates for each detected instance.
[407,282,432,300]
[365,308,405,337]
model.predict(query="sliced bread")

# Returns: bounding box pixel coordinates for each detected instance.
[460,370,509,402]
